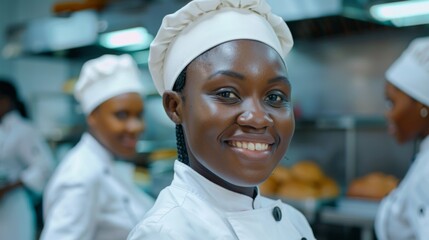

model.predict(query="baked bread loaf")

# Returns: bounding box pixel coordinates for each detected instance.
[318,177,341,199]
[277,180,319,199]
[259,176,278,196]
[347,172,399,200]
[260,160,340,200]
[290,160,324,183]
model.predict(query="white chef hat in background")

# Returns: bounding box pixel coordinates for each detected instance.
[386,36,429,106]
[148,0,294,95]
[74,54,144,114]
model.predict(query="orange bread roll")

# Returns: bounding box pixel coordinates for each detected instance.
[347,172,398,200]
[290,160,324,183]
[259,177,278,196]
[318,177,340,199]
[277,180,319,200]
[271,165,293,183]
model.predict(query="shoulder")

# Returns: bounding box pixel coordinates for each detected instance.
[129,206,210,240]
[9,117,43,141]
[129,186,216,240]
[49,141,104,188]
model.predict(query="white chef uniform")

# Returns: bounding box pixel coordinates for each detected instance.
[375,136,429,240]
[129,160,315,240]
[0,110,54,240]
[41,133,154,240]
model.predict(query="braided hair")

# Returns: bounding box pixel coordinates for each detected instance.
[172,68,189,164]
[0,79,28,118]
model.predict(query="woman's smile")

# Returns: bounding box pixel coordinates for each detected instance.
[228,141,270,151]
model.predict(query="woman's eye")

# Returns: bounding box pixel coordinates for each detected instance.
[115,111,129,120]
[217,91,238,99]
[266,94,282,102]
[214,89,240,104]
[265,92,289,107]
[385,100,393,110]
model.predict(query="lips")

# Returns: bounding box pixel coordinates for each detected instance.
[121,136,138,149]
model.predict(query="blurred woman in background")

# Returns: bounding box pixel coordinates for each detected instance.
[375,37,429,240]
[41,54,154,240]
[0,79,54,240]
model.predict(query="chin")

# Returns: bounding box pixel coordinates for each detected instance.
[117,151,137,160]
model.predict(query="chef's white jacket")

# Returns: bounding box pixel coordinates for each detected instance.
[128,160,316,240]
[0,110,54,240]
[375,135,429,240]
[41,133,154,240]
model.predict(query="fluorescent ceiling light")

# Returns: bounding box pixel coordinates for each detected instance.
[99,27,153,51]
[370,0,429,22]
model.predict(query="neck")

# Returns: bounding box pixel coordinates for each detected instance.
[188,158,256,198]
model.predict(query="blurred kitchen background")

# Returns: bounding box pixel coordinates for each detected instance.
[1,0,429,239]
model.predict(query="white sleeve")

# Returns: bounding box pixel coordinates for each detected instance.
[41,177,99,240]
[18,130,55,194]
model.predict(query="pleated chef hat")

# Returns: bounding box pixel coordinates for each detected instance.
[386,37,429,106]
[149,0,294,95]
[74,54,144,114]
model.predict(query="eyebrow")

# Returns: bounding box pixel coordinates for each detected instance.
[208,70,245,80]
[208,70,291,86]
[268,76,291,87]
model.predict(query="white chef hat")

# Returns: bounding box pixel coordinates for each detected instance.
[74,54,144,114]
[386,37,429,106]
[149,0,294,95]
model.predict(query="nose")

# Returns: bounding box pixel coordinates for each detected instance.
[237,100,273,129]
[128,117,145,134]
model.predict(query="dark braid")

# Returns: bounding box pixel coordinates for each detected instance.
[172,68,188,164]
[175,124,189,164]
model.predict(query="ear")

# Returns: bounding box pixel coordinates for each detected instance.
[163,91,183,124]
[87,111,97,129]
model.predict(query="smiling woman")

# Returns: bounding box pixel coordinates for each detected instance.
[127,0,315,239]
[41,54,154,240]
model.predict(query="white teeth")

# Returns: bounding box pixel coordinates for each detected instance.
[248,143,255,151]
[230,141,269,151]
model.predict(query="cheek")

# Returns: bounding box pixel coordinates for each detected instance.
[186,95,231,126]
[274,110,295,136]
[100,118,124,138]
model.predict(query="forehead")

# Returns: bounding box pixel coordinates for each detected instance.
[188,40,287,77]
[98,92,143,111]
[196,39,284,63]
[385,82,414,103]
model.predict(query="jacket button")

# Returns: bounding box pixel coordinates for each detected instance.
[272,206,282,221]
[301,238,307,240]
[419,207,425,216]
